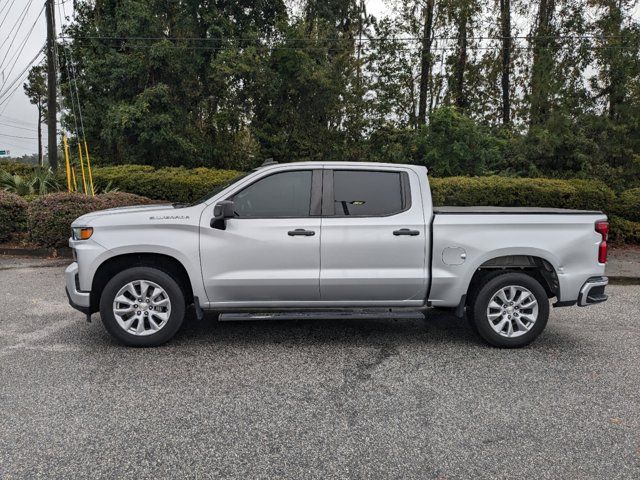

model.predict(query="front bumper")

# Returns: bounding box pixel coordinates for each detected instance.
[65,262,91,313]
[578,276,608,306]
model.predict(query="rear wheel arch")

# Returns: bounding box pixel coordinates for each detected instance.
[466,254,560,304]
[90,253,194,313]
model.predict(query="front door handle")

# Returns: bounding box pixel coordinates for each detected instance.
[393,228,420,236]
[288,229,316,237]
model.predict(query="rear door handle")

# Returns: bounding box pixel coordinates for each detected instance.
[393,228,420,236]
[288,229,316,237]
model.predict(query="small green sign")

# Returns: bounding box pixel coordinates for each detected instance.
[0,150,10,156]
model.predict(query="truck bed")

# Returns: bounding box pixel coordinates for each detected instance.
[434,206,603,215]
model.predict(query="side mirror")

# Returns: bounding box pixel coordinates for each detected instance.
[211,200,235,229]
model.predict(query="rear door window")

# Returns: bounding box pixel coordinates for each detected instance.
[331,170,407,216]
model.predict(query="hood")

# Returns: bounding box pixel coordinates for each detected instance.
[73,203,175,226]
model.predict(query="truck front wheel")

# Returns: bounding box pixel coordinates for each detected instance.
[469,272,549,348]
[99,266,186,347]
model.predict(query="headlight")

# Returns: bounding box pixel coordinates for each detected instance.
[71,227,93,240]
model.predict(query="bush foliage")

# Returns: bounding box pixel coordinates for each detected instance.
[91,165,243,203]
[616,188,640,222]
[429,176,616,213]
[28,192,157,247]
[0,191,28,242]
[609,216,640,245]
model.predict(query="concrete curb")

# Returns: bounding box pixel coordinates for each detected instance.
[0,247,72,259]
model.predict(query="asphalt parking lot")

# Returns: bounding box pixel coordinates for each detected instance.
[0,257,638,479]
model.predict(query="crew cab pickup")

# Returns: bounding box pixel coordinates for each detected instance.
[66,161,609,347]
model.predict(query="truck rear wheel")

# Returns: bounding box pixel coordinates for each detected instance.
[469,272,549,348]
[99,266,186,347]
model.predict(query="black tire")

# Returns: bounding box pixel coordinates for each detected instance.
[99,266,186,347]
[469,272,549,348]
[465,270,506,333]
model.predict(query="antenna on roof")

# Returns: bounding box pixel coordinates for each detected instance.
[261,158,278,167]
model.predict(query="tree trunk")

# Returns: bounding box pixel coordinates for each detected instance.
[606,1,624,120]
[529,0,556,126]
[500,0,511,125]
[37,105,43,166]
[45,0,58,169]
[418,0,435,125]
[453,8,468,111]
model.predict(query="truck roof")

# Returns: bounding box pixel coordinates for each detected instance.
[259,161,427,171]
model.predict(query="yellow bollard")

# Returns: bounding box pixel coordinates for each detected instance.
[84,140,95,196]
[77,142,88,195]
[71,165,78,192]
[63,135,72,192]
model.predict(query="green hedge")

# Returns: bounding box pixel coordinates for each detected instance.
[429,176,616,212]
[609,216,640,245]
[616,187,640,222]
[0,160,37,177]
[0,190,28,242]
[91,165,243,203]
[28,192,157,247]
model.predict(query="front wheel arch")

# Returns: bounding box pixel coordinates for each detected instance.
[90,253,194,313]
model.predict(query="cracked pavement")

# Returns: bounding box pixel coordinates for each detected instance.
[0,256,639,479]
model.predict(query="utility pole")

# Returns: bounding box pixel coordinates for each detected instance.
[45,0,57,169]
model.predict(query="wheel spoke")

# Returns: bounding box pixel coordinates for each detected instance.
[148,317,161,330]
[152,311,169,322]
[488,300,502,310]
[505,319,514,336]
[519,313,536,324]
[497,289,509,305]
[115,295,133,307]
[114,307,134,315]
[520,299,538,309]
[152,297,170,307]
[121,317,136,330]
[515,317,530,331]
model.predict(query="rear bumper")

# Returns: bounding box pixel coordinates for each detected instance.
[65,262,91,313]
[577,276,608,306]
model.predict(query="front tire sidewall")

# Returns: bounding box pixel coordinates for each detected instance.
[472,272,550,348]
[100,267,186,347]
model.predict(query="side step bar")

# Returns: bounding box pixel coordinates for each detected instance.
[219,311,425,322]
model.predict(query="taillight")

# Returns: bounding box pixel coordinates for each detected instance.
[595,221,608,264]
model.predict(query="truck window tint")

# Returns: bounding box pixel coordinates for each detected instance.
[333,171,404,216]
[233,170,312,217]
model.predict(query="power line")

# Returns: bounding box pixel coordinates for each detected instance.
[0,49,45,113]
[0,121,37,132]
[59,34,635,43]
[0,0,18,32]
[0,112,38,126]
[0,47,44,101]
[0,0,34,63]
[0,3,45,92]
[0,131,37,140]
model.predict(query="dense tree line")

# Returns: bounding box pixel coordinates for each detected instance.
[49,0,640,188]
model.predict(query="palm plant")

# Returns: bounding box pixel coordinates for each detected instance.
[0,170,34,196]
[0,167,60,196]
[30,167,59,195]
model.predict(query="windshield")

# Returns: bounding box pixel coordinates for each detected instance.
[188,172,251,206]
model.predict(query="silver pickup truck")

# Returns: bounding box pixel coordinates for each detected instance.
[66,161,609,348]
